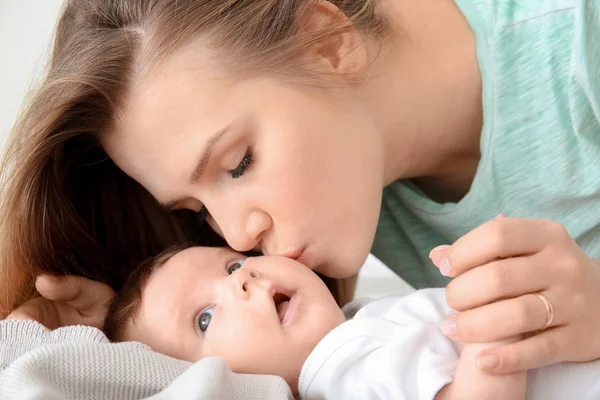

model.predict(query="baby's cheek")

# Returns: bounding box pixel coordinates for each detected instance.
[202,345,241,373]
[204,330,268,372]
[221,342,281,376]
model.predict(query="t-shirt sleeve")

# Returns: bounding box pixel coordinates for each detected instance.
[299,289,459,400]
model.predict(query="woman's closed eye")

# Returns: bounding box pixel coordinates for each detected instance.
[196,307,214,334]
[198,206,208,223]
[229,150,252,179]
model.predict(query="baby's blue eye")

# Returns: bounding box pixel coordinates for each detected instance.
[227,259,245,275]
[196,307,214,334]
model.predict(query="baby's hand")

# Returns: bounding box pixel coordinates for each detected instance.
[436,337,526,400]
[6,275,115,330]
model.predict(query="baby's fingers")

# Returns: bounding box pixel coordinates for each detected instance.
[476,328,565,374]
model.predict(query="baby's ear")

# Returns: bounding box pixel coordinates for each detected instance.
[298,0,369,81]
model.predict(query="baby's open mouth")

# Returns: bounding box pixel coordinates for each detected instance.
[273,292,291,323]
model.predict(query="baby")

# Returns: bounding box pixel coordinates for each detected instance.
[104,246,600,400]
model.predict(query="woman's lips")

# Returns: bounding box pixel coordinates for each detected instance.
[280,247,305,260]
[280,247,311,268]
[294,250,310,267]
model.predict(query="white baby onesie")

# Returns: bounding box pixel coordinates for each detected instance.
[298,288,600,400]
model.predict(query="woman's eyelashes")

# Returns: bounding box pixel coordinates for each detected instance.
[193,151,252,217]
[198,206,208,223]
[229,150,253,179]
[227,259,245,275]
[196,307,214,334]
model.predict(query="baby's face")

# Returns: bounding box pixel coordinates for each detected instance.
[128,247,345,389]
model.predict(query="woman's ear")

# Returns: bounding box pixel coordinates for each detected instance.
[299,0,369,80]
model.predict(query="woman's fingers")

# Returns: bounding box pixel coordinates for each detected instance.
[445,255,550,311]
[442,293,563,342]
[35,275,79,301]
[432,217,600,374]
[430,218,554,277]
[36,275,115,312]
[475,327,566,374]
[6,296,59,330]
[35,275,115,328]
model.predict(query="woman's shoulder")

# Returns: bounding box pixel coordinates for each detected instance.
[458,0,578,30]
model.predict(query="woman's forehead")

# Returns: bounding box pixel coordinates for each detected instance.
[105,62,234,183]
[119,64,228,133]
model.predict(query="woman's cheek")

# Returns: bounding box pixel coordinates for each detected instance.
[207,215,224,238]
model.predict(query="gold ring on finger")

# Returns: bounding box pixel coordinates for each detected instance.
[535,292,554,331]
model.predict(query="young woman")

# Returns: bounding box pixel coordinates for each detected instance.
[2,0,600,377]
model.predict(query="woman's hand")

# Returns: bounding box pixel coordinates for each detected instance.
[429,217,600,374]
[6,275,115,330]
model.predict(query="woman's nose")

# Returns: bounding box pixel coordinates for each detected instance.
[219,209,272,252]
[230,267,262,299]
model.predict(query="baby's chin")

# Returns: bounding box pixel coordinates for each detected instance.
[284,323,344,395]
[280,363,303,399]
[272,343,321,396]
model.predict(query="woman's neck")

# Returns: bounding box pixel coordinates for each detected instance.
[366,0,483,197]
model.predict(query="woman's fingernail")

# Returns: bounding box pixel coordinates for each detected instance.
[429,245,450,265]
[440,318,457,337]
[477,354,500,371]
[439,257,454,277]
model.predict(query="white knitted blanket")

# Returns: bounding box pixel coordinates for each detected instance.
[0,320,292,400]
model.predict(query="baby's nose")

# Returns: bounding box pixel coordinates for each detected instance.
[231,267,263,298]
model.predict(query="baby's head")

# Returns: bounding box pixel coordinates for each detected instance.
[104,246,345,392]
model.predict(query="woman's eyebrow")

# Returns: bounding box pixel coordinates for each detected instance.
[159,124,233,210]
[189,125,232,184]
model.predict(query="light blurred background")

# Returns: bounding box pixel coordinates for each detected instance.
[0,0,413,299]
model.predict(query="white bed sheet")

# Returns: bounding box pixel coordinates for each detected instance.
[355,254,414,299]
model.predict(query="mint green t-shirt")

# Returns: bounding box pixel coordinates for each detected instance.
[372,0,600,288]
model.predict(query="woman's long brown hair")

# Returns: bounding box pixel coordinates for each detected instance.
[0,0,383,316]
